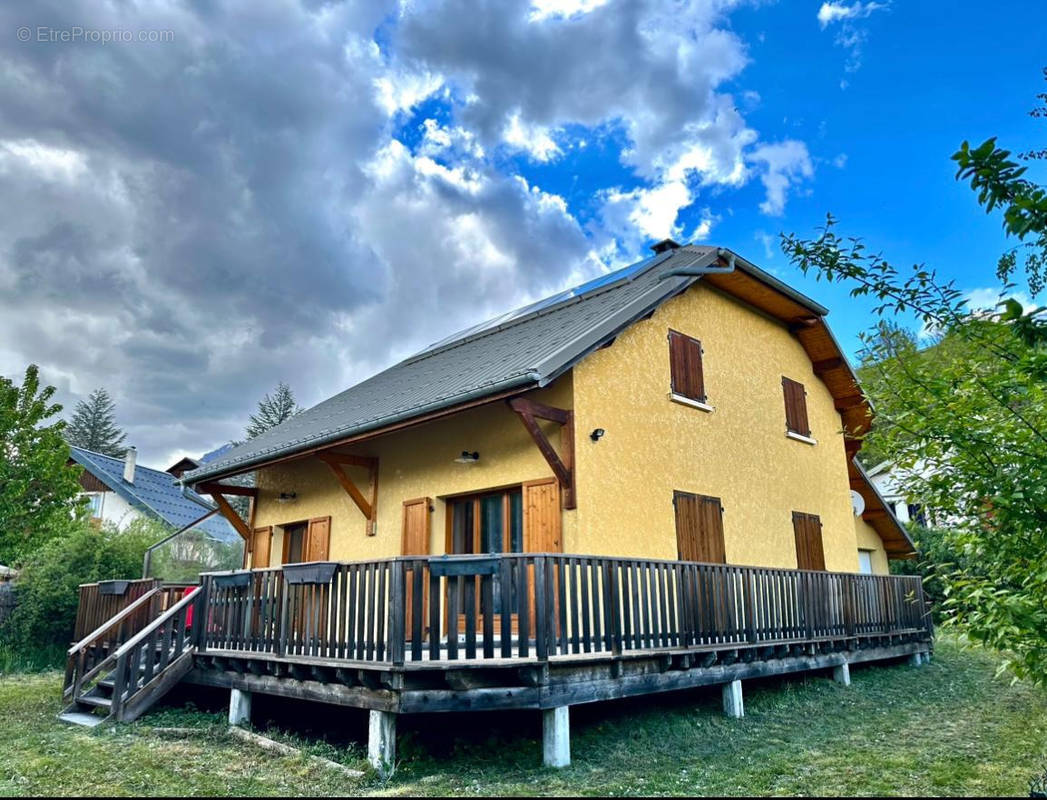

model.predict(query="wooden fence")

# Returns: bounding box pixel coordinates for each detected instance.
[198,554,931,666]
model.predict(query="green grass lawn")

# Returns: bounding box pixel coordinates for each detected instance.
[1,637,1045,796]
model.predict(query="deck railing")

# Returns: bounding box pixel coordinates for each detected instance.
[198,554,931,667]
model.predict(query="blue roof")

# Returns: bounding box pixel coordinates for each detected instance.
[69,447,241,544]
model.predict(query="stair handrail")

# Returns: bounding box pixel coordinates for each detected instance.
[111,588,199,661]
[109,588,201,720]
[67,587,161,657]
[64,587,162,700]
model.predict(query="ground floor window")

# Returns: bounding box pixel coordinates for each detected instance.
[857,548,874,575]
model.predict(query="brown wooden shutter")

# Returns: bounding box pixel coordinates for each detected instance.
[782,376,810,436]
[401,498,431,556]
[669,330,706,402]
[673,491,726,563]
[792,511,825,570]
[250,526,272,569]
[304,516,331,562]
[523,477,562,553]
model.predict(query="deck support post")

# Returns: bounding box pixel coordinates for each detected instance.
[368,710,397,776]
[832,662,851,686]
[909,652,926,667]
[228,688,251,726]
[722,679,744,719]
[542,706,571,768]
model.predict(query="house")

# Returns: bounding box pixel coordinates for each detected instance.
[188,241,914,574]
[61,243,931,772]
[68,445,240,549]
[866,460,932,526]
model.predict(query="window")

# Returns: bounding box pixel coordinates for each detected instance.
[792,511,825,571]
[668,329,707,406]
[673,491,726,563]
[282,522,307,564]
[279,517,331,565]
[84,493,102,517]
[782,376,812,439]
[448,487,525,616]
[857,549,874,575]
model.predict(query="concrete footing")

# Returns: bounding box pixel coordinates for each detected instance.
[543,706,571,768]
[228,688,251,726]
[909,652,927,667]
[368,709,397,776]
[722,679,744,718]
[832,662,851,686]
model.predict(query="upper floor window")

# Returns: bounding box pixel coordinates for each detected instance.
[668,330,708,407]
[782,376,812,440]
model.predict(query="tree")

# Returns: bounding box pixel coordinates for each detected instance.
[64,387,127,456]
[0,365,84,565]
[245,382,302,440]
[779,71,1047,684]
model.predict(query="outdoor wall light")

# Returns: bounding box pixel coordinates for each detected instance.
[277,491,297,503]
[454,451,480,463]
[590,428,606,442]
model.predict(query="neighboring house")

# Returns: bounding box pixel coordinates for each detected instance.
[187,241,914,575]
[866,460,931,526]
[68,446,239,547]
[64,243,930,769]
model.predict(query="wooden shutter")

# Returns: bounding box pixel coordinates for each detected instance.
[669,330,706,402]
[782,376,810,436]
[792,512,825,571]
[250,526,272,569]
[673,492,726,563]
[401,498,431,556]
[522,477,562,553]
[304,516,331,562]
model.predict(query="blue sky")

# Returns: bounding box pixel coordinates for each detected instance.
[1,0,1045,462]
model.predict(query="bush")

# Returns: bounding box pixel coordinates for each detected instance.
[0,519,155,670]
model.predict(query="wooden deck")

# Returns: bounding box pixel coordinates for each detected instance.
[63,554,932,771]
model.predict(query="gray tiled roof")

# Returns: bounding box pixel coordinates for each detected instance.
[185,246,727,484]
[70,447,240,543]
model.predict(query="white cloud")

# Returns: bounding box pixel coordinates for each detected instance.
[529,0,611,22]
[963,288,1038,314]
[817,1,886,28]
[502,112,561,162]
[817,1,888,75]
[748,140,814,216]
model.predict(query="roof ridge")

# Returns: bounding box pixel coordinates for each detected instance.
[71,445,178,480]
[400,250,678,368]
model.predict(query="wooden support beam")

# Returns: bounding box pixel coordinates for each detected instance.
[508,397,576,509]
[196,481,259,498]
[318,453,378,536]
[209,491,252,541]
[834,394,865,412]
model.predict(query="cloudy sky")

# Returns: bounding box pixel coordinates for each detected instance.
[1,0,1043,467]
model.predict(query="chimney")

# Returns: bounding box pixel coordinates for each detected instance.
[123,447,137,484]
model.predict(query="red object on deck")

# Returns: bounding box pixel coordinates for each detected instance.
[182,585,199,627]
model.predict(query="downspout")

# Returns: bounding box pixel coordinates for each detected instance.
[142,508,221,578]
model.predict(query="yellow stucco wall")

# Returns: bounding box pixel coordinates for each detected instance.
[854,517,890,575]
[570,282,865,572]
[251,378,574,567]
[249,281,888,573]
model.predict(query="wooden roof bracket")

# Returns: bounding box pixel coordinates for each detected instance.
[206,491,252,541]
[318,452,378,536]
[508,397,576,510]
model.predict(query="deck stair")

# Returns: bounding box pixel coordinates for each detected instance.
[60,589,200,727]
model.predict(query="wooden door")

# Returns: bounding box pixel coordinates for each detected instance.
[523,477,562,628]
[402,498,431,639]
[250,526,272,569]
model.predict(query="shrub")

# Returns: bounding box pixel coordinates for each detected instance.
[0,519,155,670]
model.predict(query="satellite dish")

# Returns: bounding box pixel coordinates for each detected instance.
[850,490,866,517]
